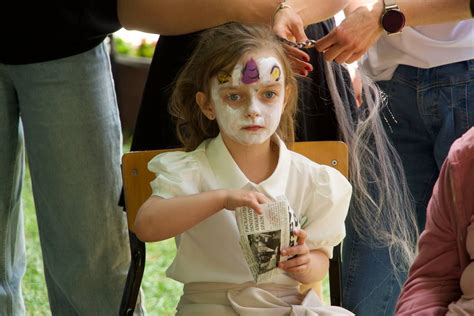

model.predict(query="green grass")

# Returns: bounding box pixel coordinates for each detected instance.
[22,165,50,316]
[21,134,329,315]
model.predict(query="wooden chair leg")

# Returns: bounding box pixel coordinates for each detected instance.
[329,244,342,306]
[119,232,146,316]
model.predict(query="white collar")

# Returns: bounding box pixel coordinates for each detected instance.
[206,133,291,199]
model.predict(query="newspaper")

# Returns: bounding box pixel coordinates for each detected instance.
[235,198,301,283]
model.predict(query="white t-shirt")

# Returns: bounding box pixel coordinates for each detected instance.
[148,134,352,285]
[361,20,474,81]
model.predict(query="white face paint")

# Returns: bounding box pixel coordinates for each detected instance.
[209,54,285,145]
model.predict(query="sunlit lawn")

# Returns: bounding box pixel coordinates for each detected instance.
[21,134,330,315]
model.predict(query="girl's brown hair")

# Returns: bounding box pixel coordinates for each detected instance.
[169,22,298,151]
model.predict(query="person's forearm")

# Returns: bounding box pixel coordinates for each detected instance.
[118,0,232,34]
[287,0,349,25]
[345,0,471,28]
[117,0,280,35]
[289,250,329,284]
[134,190,226,242]
[400,0,471,25]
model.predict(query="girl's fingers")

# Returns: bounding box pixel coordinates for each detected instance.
[279,254,310,270]
[281,244,309,257]
[251,204,262,214]
[250,192,271,214]
[294,228,307,245]
[255,192,271,204]
[285,264,309,274]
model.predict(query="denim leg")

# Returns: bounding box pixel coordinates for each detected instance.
[378,69,439,231]
[10,43,132,315]
[342,218,402,316]
[428,60,474,168]
[0,64,26,315]
[380,61,474,230]
[342,60,474,315]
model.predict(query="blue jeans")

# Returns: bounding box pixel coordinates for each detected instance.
[342,60,474,315]
[0,43,137,315]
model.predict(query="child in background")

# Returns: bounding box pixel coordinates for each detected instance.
[396,127,474,315]
[134,22,353,315]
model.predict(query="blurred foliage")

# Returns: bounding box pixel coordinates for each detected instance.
[113,37,156,58]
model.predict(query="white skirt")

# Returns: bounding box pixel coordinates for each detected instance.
[176,282,354,316]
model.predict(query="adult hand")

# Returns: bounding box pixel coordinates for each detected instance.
[278,228,312,280]
[273,7,313,76]
[315,2,383,64]
[223,189,271,214]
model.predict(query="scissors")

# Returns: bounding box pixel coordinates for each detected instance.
[277,36,317,49]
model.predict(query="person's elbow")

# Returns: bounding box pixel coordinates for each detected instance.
[133,211,154,242]
[116,0,134,30]
[133,199,166,242]
[116,0,149,32]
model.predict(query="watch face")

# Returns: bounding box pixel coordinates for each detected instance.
[382,10,406,33]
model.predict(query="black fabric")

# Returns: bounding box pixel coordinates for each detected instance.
[130,19,356,153]
[130,33,202,151]
[295,19,356,141]
[0,0,121,64]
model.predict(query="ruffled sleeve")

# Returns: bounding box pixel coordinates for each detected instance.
[303,166,352,258]
[148,151,202,199]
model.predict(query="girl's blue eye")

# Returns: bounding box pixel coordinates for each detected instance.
[227,94,241,102]
[263,91,276,99]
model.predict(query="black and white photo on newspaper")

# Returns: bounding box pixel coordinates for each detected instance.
[235,197,301,283]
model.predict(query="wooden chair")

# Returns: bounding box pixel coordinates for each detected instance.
[119,141,348,315]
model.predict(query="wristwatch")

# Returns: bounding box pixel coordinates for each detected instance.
[381,0,406,35]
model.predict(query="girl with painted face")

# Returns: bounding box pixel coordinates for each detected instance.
[134,22,353,315]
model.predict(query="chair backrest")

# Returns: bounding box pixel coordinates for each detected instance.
[122,147,178,231]
[121,141,348,231]
[121,140,348,306]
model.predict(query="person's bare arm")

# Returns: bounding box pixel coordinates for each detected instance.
[316,0,472,64]
[287,0,349,26]
[117,0,280,35]
[134,189,269,242]
[118,0,350,36]
[397,0,471,25]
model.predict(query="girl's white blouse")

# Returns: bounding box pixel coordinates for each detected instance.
[148,134,352,285]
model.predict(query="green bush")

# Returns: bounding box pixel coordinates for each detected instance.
[113,37,156,58]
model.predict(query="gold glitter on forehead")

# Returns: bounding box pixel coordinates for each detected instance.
[217,71,232,84]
